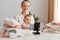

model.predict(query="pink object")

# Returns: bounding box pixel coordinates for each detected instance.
[4,18,20,28]
[52,21,60,26]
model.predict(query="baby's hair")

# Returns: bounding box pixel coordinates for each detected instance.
[21,0,30,7]
[24,14,32,18]
[24,0,29,1]
[23,14,32,23]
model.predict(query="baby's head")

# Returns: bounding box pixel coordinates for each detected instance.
[24,14,32,25]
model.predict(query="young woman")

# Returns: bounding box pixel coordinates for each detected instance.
[14,0,35,26]
[4,0,34,28]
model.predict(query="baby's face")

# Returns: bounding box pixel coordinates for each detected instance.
[24,16,31,25]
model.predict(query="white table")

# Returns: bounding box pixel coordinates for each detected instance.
[0,30,60,40]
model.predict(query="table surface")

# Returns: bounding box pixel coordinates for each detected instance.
[0,30,60,40]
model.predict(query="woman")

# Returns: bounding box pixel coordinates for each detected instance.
[4,0,34,28]
[14,0,35,25]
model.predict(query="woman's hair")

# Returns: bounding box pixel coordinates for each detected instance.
[21,0,30,7]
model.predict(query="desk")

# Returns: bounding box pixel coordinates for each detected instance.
[0,30,60,40]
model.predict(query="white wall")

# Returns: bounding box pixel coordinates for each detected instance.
[0,0,48,26]
[30,0,48,24]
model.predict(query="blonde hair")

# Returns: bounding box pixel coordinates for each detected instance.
[24,14,32,18]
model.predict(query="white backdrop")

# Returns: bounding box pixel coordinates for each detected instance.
[0,0,48,26]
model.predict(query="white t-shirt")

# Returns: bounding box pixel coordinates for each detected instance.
[14,13,35,25]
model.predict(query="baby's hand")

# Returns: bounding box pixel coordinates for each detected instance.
[14,25,22,29]
[22,24,30,29]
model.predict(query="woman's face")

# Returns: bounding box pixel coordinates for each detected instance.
[21,1,30,12]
